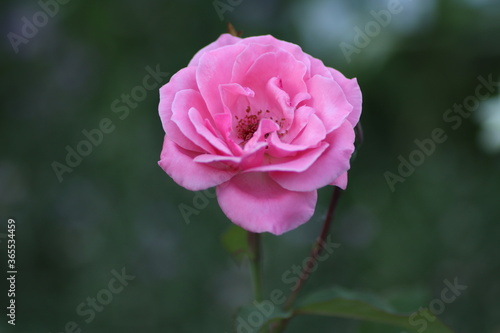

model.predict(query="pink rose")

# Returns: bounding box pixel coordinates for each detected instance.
[158,34,362,235]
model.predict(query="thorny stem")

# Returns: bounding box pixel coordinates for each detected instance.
[285,187,342,310]
[270,187,343,332]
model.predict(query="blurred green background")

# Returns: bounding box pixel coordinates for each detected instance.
[1,0,500,332]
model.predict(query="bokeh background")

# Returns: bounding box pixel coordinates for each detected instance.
[1,0,500,332]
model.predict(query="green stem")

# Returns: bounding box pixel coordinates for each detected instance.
[248,231,263,302]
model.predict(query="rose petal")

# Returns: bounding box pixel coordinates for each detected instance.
[220,83,255,115]
[196,44,247,115]
[329,68,362,127]
[245,143,328,173]
[193,154,241,170]
[171,89,215,154]
[214,113,243,156]
[241,50,308,112]
[158,136,236,191]
[266,132,310,158]
[265,114,326,159]
[188,108,232,155]
[188,33,241,67]
[308,56,334,79]
[270,121,355,192]
[330,171,348,190]
[231,43,279,82]
[216,173,317,235]
[306,75,353,134]
[265,77,299,126]
[239,35,312,75]
[282,106,315,143]
[290,113,326,147]
[159,67,201,152]
[292,92,312,109]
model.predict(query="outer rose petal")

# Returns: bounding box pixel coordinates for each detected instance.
[158,136,236,191]
[307,56,333,79]
[159,68,198,130]
[159,67,201,152]
[270,121,355,192]
[330,172,348,190]
[306,75,353,134]
[188,34,241,67]
[216,173,317,235]
[329,68,362,126]
[238,35,312,75]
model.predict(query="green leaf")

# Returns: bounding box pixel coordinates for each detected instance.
[233,302,292,333]
[221,225,250,263]
[294,287,454,333]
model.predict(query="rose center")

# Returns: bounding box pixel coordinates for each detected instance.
[234,106,288,145]
[235,107,262,143]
